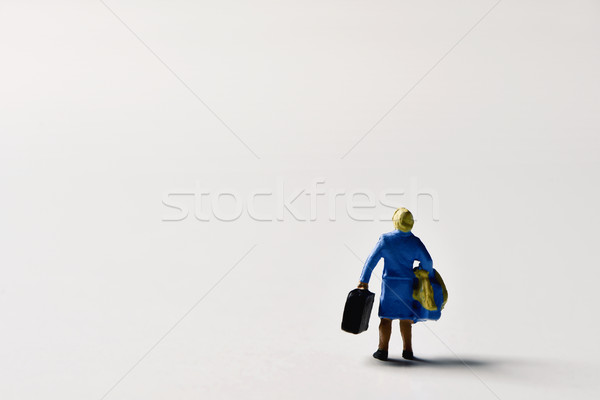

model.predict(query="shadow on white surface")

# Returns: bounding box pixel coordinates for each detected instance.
[373,356,521,368]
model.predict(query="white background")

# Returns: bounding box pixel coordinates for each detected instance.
[1,1,599,399]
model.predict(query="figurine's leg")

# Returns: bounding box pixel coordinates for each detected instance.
[378,318,392,350]
[399,319,413,351]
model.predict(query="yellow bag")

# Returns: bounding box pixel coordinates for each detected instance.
[413,269,437,311]
[413,269,448,312]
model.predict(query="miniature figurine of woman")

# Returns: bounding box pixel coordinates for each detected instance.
[357,207,433,361]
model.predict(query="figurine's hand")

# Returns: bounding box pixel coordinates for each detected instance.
[357,282,368,290]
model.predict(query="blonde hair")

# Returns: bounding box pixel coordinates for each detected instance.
[393,207,414,232]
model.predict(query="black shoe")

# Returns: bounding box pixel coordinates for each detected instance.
[373,349,388,361]
[402,350,415,360]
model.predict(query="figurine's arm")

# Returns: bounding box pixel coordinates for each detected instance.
[357,235,385,289]
[416,238,434,274]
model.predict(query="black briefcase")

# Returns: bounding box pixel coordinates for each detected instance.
[341,288,375,334]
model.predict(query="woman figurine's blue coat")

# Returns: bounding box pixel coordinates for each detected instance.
[357,207,435,362]
[359,229,433,321]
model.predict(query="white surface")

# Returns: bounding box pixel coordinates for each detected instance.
[1,1,599,399]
